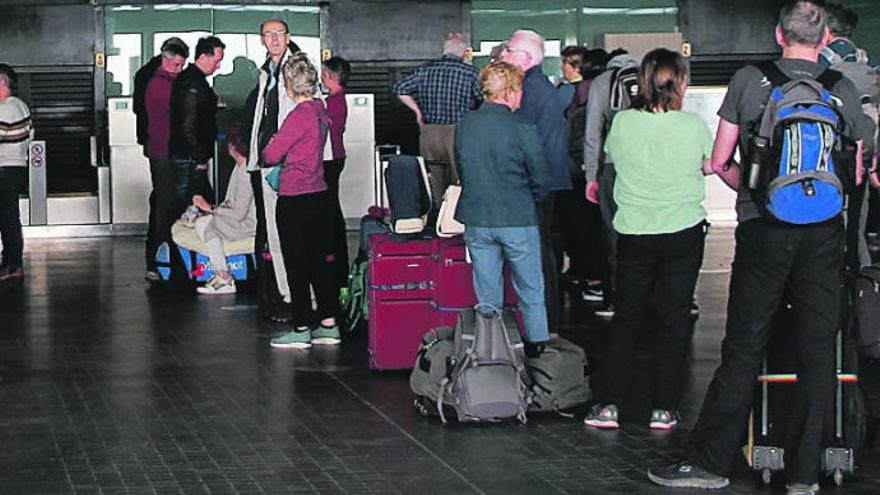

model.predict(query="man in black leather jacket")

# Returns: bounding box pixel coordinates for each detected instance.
[168,36,225,221]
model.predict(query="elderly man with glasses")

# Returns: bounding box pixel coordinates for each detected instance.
[244,19,304,322]
[498,29,571,337]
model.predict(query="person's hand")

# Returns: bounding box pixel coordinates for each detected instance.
[192,195,212,213]
[870,170,880,189]
[585,181,599,204]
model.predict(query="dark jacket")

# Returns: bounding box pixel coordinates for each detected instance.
[133,55,162,147]
[168,65,218,163]
[385,155,431,226]
[516,66,572,192]
[454,103,550,228]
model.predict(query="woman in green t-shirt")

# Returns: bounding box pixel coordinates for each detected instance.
[584,48,715,431]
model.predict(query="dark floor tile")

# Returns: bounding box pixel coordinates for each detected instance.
[0,234,879,495]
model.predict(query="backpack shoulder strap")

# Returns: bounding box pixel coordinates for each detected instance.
[756,61,790,88]
[815,69,844,92]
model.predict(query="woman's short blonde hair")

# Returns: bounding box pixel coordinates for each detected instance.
[283,53,317,97]
[479,61,524,101]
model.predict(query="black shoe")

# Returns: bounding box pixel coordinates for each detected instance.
[265,302,294,323]
[647,460,729,489]
[524,341,547,359]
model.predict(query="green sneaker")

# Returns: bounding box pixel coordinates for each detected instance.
[311,325,341,345]
[270,329,311,349]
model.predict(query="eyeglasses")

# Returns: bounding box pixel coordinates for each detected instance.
[501,43,529,57]
[262,30,289,39]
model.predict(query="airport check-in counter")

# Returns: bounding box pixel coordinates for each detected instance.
[682,86,737,224]
[106,94,376,228]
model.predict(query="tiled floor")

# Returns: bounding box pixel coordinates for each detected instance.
[1,228,879,494]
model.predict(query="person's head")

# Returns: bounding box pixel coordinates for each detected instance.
[225,122,249,164]
[442,32,468,58]
[480,61,525,111]
[635,48,688,113]
[322,56,351,92]
[560,45,588,82]
[499,30,544,70]
[194,36,225,76]
[0,64,17,100]
[582,48,608,80]
[283,53,318,100]
[260,19,291,60]
[776,1,829,50]
[159,37,189,74]
[825,2,858,39]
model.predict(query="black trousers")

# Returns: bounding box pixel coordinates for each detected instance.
[145,157,174,271]
[600,222,706,410]
[323,158,349,289]
[250,169,282,306]
[538,193,560,333]
[555,172,604,281]
[598,165,618,305]
[0,167,26,268]
[276,191,339,327]
[688,219,844,485]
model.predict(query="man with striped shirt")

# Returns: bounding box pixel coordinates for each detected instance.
[0,64,30,282]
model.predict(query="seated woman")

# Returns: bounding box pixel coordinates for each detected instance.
[262,53,340,349]
[173,124,256,295]
[454,60,551,348]
[583,48,714,430]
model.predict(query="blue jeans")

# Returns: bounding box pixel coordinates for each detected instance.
[464,225,549,343]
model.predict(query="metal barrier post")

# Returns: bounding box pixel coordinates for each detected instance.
[28,140,47,226]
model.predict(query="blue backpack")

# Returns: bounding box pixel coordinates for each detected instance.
[747,62,855,224]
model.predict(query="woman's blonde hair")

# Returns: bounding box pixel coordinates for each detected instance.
[283,53,317,98]
[636,48,688,112]
[479,61,524,101]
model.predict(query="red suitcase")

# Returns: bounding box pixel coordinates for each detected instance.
[434,236,518,307]
[367,234,435,370]
[367,234,522,370]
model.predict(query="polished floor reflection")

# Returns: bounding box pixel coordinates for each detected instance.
[1,230,879,494]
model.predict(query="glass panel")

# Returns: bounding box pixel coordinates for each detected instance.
[471,0,678,81]
[105,4,321,116]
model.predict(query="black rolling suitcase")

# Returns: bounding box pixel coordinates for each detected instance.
[749,297,867,487]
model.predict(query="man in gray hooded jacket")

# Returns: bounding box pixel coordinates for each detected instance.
[582,51,641,319]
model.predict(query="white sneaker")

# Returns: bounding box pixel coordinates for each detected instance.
[197,274,236,295]
[594,304,615,319]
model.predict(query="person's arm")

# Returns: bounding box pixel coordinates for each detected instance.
[180,81,211,163]
[521,123,551,203]
[583,73,610,202]
[397,95,423,127]
[214,168,254,222]
[393,72,424,127]
[709,119,742,190]
[262,110,304,165]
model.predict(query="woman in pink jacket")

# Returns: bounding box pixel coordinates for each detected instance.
[262,54,340,349]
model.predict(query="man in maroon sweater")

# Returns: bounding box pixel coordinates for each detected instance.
[134,37,189,281]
